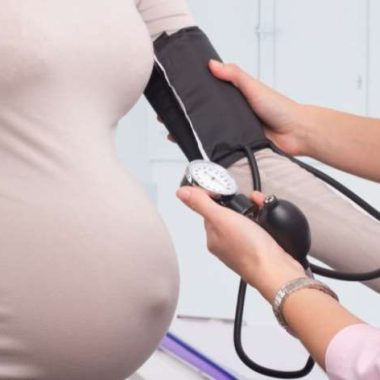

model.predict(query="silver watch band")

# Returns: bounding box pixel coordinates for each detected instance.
[272,277,339,336]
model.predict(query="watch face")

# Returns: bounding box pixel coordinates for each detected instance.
[186,160,237,197]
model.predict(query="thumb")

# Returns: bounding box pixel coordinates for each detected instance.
[209,60,270,105]
[250,191,266,207]
[208,60,249,87]
[176,186,223,221]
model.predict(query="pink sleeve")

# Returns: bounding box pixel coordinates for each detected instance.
[325,323,380,380]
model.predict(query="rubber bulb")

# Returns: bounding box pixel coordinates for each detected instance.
[257,195,311,269]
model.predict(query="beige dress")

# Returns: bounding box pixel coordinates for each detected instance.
[0,1,193,379]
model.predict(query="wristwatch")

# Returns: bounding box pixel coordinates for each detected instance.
[272,277,339,335]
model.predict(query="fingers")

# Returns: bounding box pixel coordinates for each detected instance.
[209,60,265,92]
[250,191,266,207]
[176,186,225,222]
[177,186,268,222]
[156,115,177,143]
[208,60,276,108]
[208,60,248,86]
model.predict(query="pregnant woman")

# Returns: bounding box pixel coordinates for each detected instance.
[0,1,194,379]
[1,1,379,379]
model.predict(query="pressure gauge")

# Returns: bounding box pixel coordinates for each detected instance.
[184,160,238,199]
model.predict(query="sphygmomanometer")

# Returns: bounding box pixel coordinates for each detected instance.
[144,26,380,378]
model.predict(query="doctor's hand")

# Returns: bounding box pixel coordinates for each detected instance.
[176,186,305,302]
[209,60,311,157]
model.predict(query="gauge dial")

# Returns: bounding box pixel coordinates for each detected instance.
[185,160,238,198]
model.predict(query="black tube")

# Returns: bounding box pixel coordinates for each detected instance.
[233,146,315,378]
[270,143,380,282]
[310,264,380,281]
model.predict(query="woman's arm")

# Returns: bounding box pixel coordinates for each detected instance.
[279,288,380,379]
[176,187,369,372]
[280,288,361,368]
[302,106,380,182]
[135,0,194,39]
[209,61,380,182]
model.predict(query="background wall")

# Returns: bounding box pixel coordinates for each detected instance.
[119,1,380,378]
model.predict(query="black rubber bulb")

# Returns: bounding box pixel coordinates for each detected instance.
[257,195,311,269]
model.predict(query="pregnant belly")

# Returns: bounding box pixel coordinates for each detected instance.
[0,173,179,380]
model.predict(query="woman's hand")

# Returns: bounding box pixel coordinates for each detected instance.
[208,60,311,157]
[159,61,310,154]
[176,186,305,301]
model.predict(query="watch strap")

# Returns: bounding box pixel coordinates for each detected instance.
[272,277,339,336]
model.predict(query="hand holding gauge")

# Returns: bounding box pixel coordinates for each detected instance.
[182,159,311,269]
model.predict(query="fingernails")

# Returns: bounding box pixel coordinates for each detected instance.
[210,59,224,68]
[177,187,191,201]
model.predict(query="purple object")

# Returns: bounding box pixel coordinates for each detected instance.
[159,332,237,380]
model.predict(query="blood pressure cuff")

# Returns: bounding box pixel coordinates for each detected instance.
[144,26,269,168]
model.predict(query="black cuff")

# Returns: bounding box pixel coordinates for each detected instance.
[144,27,269,167]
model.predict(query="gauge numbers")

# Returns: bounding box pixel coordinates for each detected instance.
[186,160,237,197]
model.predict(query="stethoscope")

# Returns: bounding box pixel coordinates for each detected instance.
[183,159,316,378]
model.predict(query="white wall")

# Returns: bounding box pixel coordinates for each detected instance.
[119,1,380,378]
